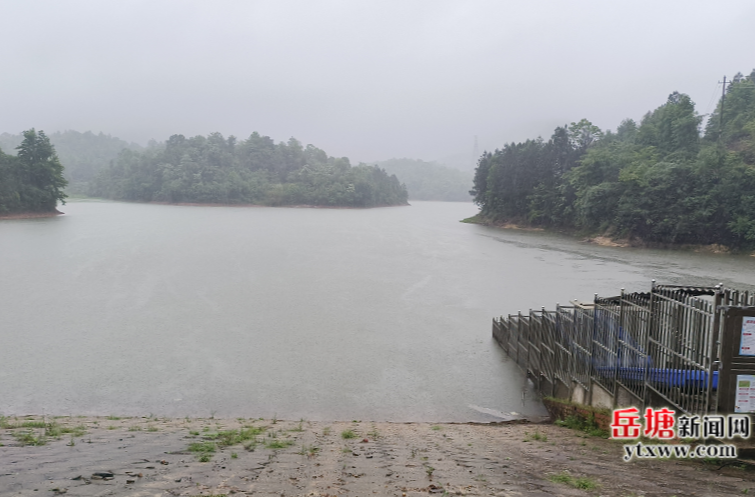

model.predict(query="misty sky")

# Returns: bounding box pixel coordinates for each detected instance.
[2,0,754,165]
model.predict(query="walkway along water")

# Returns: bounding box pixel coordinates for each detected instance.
[493,281,755,416]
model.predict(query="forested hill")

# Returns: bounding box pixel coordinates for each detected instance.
[0,130,141,194]
[0,129,67,214]
[375,158,473,201]
[471,69,755,249]
[89,132,408,208]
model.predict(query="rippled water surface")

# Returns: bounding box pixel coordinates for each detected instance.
[1,200,754,421]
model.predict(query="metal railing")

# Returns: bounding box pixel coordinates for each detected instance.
[492,282,753,416]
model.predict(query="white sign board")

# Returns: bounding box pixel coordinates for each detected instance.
[739,316,755,356]
[736,375,755,413]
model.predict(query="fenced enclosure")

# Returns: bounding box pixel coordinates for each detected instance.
[493,282,755,416]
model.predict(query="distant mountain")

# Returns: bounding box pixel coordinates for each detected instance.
[375,158,473,202]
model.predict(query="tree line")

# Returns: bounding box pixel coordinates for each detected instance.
[471,69,755,248]
[0,130,142,195]
[0,129,67,214]
[88,132,408,208]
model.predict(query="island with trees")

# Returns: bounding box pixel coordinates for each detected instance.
[469,69,755,250]
[0,129,68,217]
[89,132,408,208]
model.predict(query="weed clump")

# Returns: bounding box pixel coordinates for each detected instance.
[188,441,216,461]
[13,430,46,446]
[341,429,357,439]
[265,439,294,449]
[555,414,609,438]
[212,426,266,447]
[548,471,598,490]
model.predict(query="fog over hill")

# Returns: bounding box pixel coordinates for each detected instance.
[375,158,473,202]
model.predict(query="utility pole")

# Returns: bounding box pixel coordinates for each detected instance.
[719,75,727,136]
[472,135,479,169]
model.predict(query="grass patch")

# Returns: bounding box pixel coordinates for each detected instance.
[430,425,442,431]
[323,426,332,436]
[46,424,86,438]
[545,397,611,438]
[20,420,47,429]
[524,430,547,442]
[299,444,320,456]
[3,420,86,441]
[555,414,609,438]
[548,471,598,490]
[341,429,357,439]
[207,426,266,447]
[13,430,46,446]
[265,439,294,449]
[0,417,48,429]
[460,214,484,224]
[188,441,216,461]
[289,419,305,432]
[128,426,142,432]
[188,441,217,453]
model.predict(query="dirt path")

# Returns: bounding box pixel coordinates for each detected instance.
[1,416,753,496]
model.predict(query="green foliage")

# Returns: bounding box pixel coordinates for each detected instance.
[207,426,266,447]
[0,129,67,214]
[525,430,547,442]
[12,430,46,446]
[341,429,357,439]
[299,444,320,456]
[0,130,142,194]
[188,441,217,452]
[188,440,217,461]
[548,471,598,490]
[555,414,609,438]
[45,423,86,438]
[0,418,86,439]
[470,70,755,249]
[89,132,408,208]
[264,438,294,449]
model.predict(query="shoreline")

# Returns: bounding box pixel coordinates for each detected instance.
[151,201,411,209]
[0,209,64,220]
[138,200,411,209]
[2,415,753,496]
[463,213,755,255]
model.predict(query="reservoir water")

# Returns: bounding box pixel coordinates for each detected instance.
[1,200,754,421]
